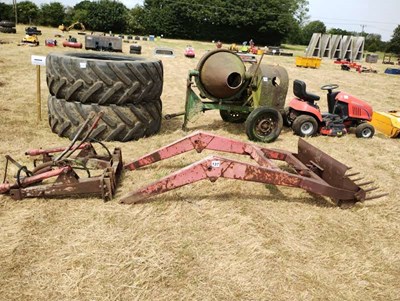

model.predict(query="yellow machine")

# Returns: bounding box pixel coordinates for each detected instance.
[58,22,85,32]
[22,34,39,46]
[370,111,400,138]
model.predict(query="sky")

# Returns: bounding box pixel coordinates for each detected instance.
[3,0,399,41]
[307,0,399,41]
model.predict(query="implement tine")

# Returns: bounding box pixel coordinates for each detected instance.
[364,187,379,193]
[357,181,374,186]
[364,193,389,201]
[352,177,365,182]
[344,172,360,178]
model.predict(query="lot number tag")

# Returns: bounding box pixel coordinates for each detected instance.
[211,160,221,168]
[31,55,46,66]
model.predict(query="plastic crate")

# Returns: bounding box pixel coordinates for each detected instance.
[295,56,321,68]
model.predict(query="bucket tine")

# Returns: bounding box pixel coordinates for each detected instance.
[364,187,379,193]
[364,193,389,201]
[357,181,374,186]
[344,172,360,178]
[352,177,365,182]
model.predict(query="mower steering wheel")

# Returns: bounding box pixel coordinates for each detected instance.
[320,84,339,91]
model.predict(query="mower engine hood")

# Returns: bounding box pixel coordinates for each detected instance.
[336,92,373,121]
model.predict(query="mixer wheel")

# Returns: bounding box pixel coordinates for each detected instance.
[245,107,283,143]
[219,110,248,123]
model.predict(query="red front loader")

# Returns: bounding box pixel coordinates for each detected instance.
[285,80,375,138]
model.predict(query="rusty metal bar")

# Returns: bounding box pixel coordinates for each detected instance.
[25,143,91,156]
[120,155,364,205]
[0,166,70,194]
[125,131,280,171]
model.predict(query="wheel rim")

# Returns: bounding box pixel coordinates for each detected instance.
[300,121,315,135]
[255,115,276,137]
[361,128,372,138]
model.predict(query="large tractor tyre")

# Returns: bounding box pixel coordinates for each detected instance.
[0,21,15,27]
[355,123,375,138]
[47,96,162,142]
[219,110,249,123]
[245,107,283,143]
[0,27,16,33]
[292,115,318,137]
[46,52,163,106]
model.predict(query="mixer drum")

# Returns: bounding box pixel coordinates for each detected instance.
[196,49,247,100]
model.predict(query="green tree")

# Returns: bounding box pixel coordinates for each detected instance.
[85,0,128,33]
[293,0,309,26]
[327,28,353,36]
[386,25,400,55]
[69,0,93,26]
[0,3,14,21]
[141,0,307,45]
[126,5,146,34]
[16,1,39,24]
[301,20,326,44]
[285,0,310,44]
[364,33,384,52]
[38,2,65,27]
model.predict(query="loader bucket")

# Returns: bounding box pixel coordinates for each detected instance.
[296,138,366,205]
[370,111,400,138]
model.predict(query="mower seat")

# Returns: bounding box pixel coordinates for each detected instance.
[293,80,320,102]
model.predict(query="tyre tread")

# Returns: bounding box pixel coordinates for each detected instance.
[46,53,163,105]
[47,96,162,142]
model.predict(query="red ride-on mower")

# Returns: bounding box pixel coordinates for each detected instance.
[285,80,375,138]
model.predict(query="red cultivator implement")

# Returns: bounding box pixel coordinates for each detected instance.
[0,113,122,201]
[123,131,386,208]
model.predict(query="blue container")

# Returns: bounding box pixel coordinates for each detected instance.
[149,35,155,41]
[385,68,400,75]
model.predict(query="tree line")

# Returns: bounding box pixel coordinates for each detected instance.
[0,0,399,53]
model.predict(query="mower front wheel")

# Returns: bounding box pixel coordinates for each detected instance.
[292,115,318,137]
[219,110,249,123]
[245,107,283,143]
[282,107,292,127]
[355,123,375,138]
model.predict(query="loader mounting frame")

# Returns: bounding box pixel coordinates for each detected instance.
[123,131,386,207]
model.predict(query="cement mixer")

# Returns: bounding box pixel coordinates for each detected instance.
[165,49,289,142]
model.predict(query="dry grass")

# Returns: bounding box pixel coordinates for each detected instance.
[0,25,399,300]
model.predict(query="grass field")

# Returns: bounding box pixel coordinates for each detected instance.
[0,25,399,300]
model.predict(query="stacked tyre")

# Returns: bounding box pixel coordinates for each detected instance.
[46,52,163,142]
[0,21,16,34]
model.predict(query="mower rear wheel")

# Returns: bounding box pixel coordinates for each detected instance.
[219,110,249,123]
[355,123,374,138]
[292,115,318,137]
[245,107,283,143]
